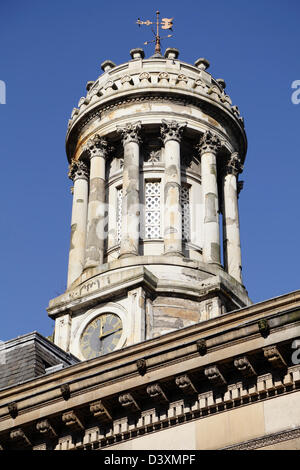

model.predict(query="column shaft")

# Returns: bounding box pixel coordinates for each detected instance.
[164,139,182,255]
[161,120,186,256]
[118,122,141,258]
[198,131,221,265]
[84,135,108,268]
[223,153,243,283]
[67,161,89,287]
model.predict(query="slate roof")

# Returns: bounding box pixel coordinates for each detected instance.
[0,332,79,390]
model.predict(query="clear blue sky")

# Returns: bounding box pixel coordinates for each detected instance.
[0,0,299,341]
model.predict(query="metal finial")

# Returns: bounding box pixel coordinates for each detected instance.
[136,10,173,55]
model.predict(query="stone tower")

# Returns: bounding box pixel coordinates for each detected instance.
[47,47,251,360]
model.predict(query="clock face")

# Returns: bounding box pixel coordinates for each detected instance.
[80,313,123,359]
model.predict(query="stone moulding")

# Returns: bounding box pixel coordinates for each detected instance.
[222,426,300,450]
[1,300,300,450]
[7,362,299,451]
[66,91,246,163]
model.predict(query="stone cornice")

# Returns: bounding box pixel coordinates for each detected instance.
[1,298,300,405]
[65,91,247,163]
[0,305,299,449]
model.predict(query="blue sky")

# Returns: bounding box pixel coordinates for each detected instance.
[0,0,299,341]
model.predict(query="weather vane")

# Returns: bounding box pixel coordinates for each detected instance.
[136,10,173,55]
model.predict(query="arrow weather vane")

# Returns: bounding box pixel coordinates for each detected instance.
[136,10,174,55]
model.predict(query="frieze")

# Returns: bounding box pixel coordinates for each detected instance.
[67,93,245,160]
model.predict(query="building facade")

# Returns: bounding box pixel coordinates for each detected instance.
[0,46,300,451]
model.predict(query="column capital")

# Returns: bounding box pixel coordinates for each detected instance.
[68,160,89,182]
[160,119,187,144]
[84,134,108,159]
[117,121,142,145]
[225,152,244,176]
[197,130,221,155]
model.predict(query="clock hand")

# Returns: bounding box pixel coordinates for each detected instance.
[99,326,122,340]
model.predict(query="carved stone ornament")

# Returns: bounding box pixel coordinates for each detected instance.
[136,358,147,376]
[90,400,112,421]
[175,374,197,394]
[120,75,134,85]
[225,152,244,176]
[60,383,71,400]
[197,131,222,155]
[233,356,256,377]
[258,319,270,338]
[84,134,108,159]
[263,345,287,369]
[139,72,151,83]
[62,410,84,431]
[71,107,79,119]
[204,364,226,386]
[193,79,207,91]
[196,338,207,356]
[117,121,142,145]
[157,72,169,82]
[8,402,18,419]
[146,383,168,402]
[118,393,140,411]
[36,419,57,438]
[103,80,117,91]
[160,119,187,144]
[177,74,188,84]
[146,150,161,163]
[68,160,89,182]
[10,428,31,447]
[78,96,88,108]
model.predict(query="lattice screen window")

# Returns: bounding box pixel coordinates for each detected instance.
[144,181,161,239]
[116,187,123,244]
[181,184,190,242]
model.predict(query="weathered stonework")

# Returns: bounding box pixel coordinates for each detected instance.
[2,291,300,450]
[56,46,252,362]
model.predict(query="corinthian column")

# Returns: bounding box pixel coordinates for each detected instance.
[161,120,186,256]
[117,122,142,258]
[223,152,243,283]
[84,134,108,268]
[198,131,221,265]
[67,160,89,287]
